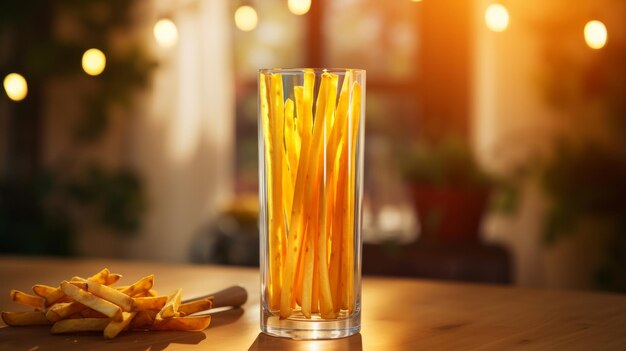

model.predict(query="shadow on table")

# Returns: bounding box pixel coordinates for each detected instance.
[0,307,244,351]
[248,332,363,351]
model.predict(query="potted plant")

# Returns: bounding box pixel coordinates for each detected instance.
[401,138,491,243]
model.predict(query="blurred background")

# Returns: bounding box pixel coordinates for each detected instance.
[1,0,624,293]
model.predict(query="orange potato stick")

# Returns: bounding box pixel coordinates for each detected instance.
[343,82,362,312]
[284,98,298,186]
[10,290,45,311]
[330,145,348,312]
[32,284,56,298]
[281,72,330,318]
[318,176,337,319]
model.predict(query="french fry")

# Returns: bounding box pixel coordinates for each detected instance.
[51,318,110,334]
[10,290,45,310]
[120,274,154,297]
[60,281,122,321]
[178,297,213,315]
[87,280,134,312]
[132,296,168,311]
[32,284,56,298]
[156,288,182,319]
[104,311,137,339]
[46,302,87,322]
[1,311,51,326]
[130,310,156,330]
[152,315,211,331]
[106,273,122,286]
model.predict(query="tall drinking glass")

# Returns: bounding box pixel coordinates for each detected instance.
[258,68,365,339]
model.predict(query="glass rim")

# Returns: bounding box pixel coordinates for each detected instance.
[258,68,365,75]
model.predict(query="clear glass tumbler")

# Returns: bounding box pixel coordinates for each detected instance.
[258,68,365,339]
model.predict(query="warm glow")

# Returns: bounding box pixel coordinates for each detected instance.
[234,5,258,32]
[288,0,311,15]
[584,20,607,49]
[3,73,28,101]
[485,3,509,32]
[153,19,179,48]
[82,48,106,76]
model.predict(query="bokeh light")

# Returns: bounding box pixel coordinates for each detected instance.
[234,5,258,32]
[3,73,28,102]
[288,0,311,15]
[153,19,179,48]
[584,20,607,49]
[485,3,509,32]
[82,48,106,76]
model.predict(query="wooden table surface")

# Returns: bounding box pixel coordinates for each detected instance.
[0,256,625,350]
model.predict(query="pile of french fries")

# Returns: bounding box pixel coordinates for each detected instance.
[260,69,362,319]
[1,268,213,339]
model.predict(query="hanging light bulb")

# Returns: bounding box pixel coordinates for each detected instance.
[82,48,106,76]
[234,5,258,32]
[154,18,179,48]
[3,73,28,102]
[485,3,509,32]
[584,20,607,49]
[288,0,311,15]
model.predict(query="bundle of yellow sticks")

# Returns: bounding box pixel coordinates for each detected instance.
[260,69,362,320]
[1,268,213,339]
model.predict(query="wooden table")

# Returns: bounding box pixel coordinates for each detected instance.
[1,256,625,350]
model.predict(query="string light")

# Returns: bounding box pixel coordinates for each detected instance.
[82,48,106,76]
[584,20,607,49]
[154,19,179,48]
[3,73,28,102]
[234,5,258,32]
[288,0,311,15]
[485,3,509,32]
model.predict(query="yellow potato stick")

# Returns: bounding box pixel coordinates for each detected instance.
[293,226,306,307]
[10,290,45,310]
[152,315,211,331]
[330,145,348,312]
[157,288,182,319]
[284,98,298,186]
[60,281,122,321]
[300,217,315,318]
[105,273,122,286]
[265,73,285,311]
[132,296,168,311]
[32,284,56,298]
[46,302,87,322]
[51,318,109,334]
[281,72,330,318]
[120,274,154,297]
[87,280,134,312]
[1,311,51,326]
[344,82,362,312]
[104,311,137,339]
[317,177,337,319]
[178,297,213,315]
[87,268,110,285]
[311,236,320,315]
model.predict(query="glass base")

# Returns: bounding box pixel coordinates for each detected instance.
[261,309,361,340]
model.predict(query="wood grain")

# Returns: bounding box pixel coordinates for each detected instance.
[0,256,625,350]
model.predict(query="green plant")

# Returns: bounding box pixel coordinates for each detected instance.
[401,137,490,188]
